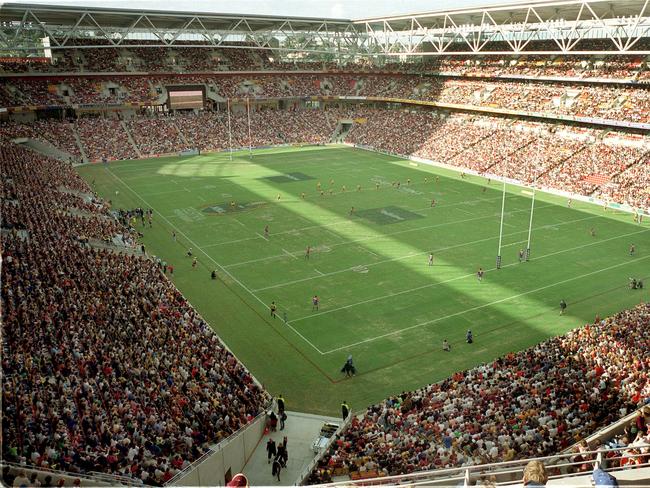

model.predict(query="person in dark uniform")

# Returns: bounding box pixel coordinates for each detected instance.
[277,394,285,414]
[466,330,473,344]
[341,401,350,420]
[270,301,277,318]
[268,411,278,431]
[275,442,287,468]
[266,438,276,464]
[278,440,288,467]
[272,457,282,481]
[341,355,355,376]
[560,299,567,315]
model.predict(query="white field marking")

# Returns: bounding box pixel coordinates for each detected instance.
[105,167,325,355]
[287,226,649,324]
[314,269,325,276]
[455,207,473,215]
[323,227,343,241]
[140,188,189,197]
[233,218,247,227]
[361,247,380,257]
[502,240,529,248]
[199,195,510,248]
[252,214,599,292]
[208,201,557,264]
[321,253,650,354]
[256,232,268,240]
[225,253,291,268]
[228,207,536,269]
[282,248,298,260]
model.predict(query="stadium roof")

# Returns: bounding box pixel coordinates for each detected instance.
[1,0,649,56]
[357,0,649,24]
[0,3,353,31]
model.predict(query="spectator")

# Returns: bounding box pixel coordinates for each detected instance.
[522,460,548,487]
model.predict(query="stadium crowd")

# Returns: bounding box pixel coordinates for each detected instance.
[2,41,650,488]
[345,109,649,208]
[0,143,271,484]
[75,118,136,162]
[3,38,650,79]
[3,72,650,124]
[308,303,650,483]
[1,108,647,209]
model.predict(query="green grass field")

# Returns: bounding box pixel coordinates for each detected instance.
[78,145,650,416]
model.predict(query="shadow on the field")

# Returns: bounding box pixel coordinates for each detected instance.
[91,146,650,413]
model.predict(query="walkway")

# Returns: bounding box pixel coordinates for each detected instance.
[242,411,342,486]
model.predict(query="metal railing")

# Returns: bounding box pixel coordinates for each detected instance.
[309,446,650,487]
[0,461,143,487]
[295,414,353,486]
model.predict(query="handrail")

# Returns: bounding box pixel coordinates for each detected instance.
[295,414,352,485]
[309,446,650,487]
[0,461,143,486]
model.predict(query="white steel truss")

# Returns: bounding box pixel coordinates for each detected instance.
[356,0,650,55]
[0,3,368,58]
[1,0,650,58]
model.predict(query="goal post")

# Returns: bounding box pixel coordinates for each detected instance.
[496,178,506,269]
[525,181,537,261]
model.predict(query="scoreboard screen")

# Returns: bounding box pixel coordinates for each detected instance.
[168,87,204,109]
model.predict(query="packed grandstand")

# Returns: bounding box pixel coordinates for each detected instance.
[1,0,649,486]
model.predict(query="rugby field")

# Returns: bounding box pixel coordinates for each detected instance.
[78,145,650,415]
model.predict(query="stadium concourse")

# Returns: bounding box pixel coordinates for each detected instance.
[2,0,650,485]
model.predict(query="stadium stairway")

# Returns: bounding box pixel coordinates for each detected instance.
[331,119,354,143]
[171,120,190,146]
[72,124,89,163]
[588,148,650,196]
[121,120,143,158]
[19,137,77,164]
[536,140,589,181]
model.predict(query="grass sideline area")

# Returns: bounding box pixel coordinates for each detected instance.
[78,145,650,416]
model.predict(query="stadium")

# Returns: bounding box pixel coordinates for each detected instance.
[0,0,649,485]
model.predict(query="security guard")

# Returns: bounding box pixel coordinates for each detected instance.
[277,394,285,413]
[341,401,350,421]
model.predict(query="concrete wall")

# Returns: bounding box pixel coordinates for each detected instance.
[169,412,268,486]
